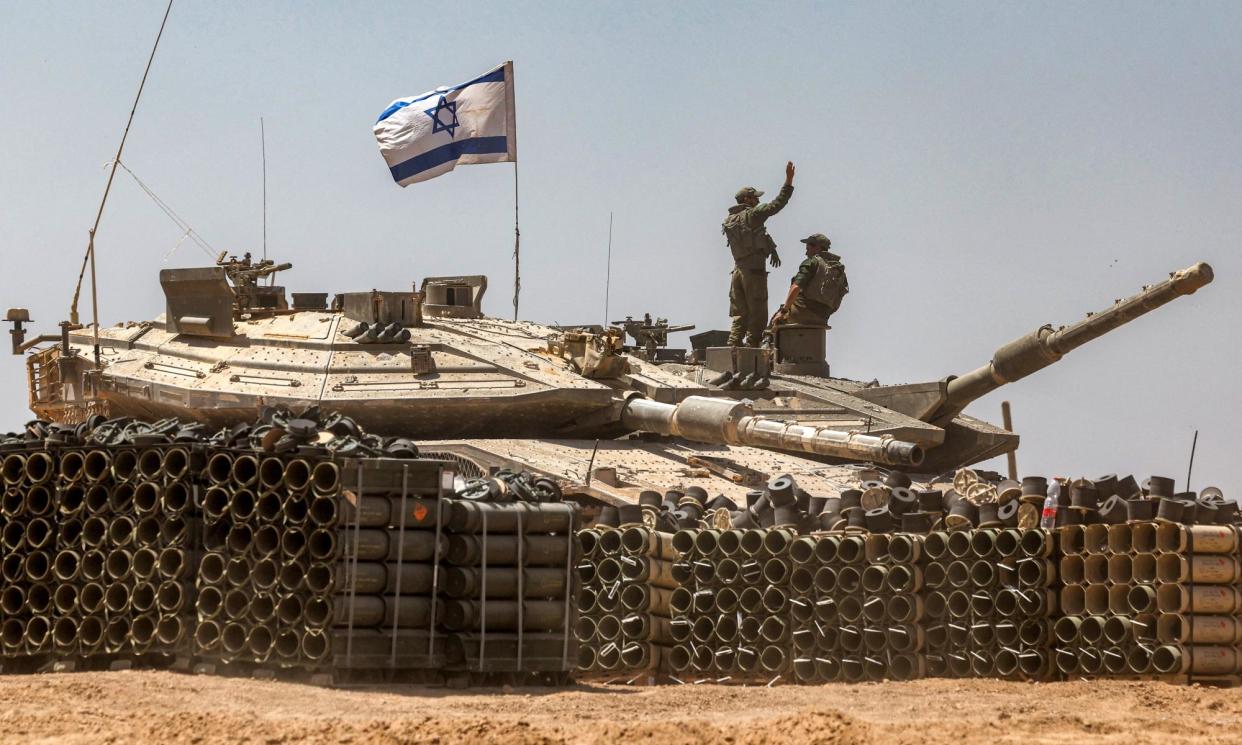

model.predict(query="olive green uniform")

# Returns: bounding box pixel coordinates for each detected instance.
[785,251,848,325]
[723,184,794,345]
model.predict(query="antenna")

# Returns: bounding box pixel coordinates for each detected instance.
[603,212,613,327]
[1185,429,1199,492]
[261,117,267,261]
[68,0,175,369]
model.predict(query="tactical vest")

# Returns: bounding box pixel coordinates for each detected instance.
[723,210,776,267]
[802,254,849,313]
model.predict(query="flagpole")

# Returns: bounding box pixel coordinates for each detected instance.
[513,160,521,320]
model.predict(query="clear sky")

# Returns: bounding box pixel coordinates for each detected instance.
[1,1,1238,493]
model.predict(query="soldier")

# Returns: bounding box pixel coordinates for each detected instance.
[723,161,795,346]
[772,233,849,327]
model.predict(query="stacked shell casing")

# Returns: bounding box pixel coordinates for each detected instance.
[923,528,1058,679]
[853,533,928,681]
[786,533,873,682]
[1055,523,1158,677]
[667,528,801,681]
[574,526,676,677]
[435,498,579,675]
[0,445,200,664]
[193,451,357,668]
[1055,522,1242,680]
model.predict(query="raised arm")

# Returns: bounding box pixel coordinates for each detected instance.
[752,161,795,221]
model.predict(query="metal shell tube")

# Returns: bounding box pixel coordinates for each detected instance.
[1147,645,1237,675]
[442,565,566,599]
[1157,585,1242,614]
[444,534,568,566]
[281,527,308,559]
[203,487,231,521]
[156,615,186,647]
[441,599,565,632]
[259,457,286,490]
[220,622,248,657]
[224,588,251,620]
[598,529,624,555]
[136,449,163,481]
[131,580,158,614]
[131,613,158,651]
[104,616,130,653]
[52,616,79,650]
[157,580,191,613]
[1157,554,1240,584]
[283,459,311,492]
[24,451,54,484]
[447,500,572,534]
[247,625,275,661]
[106,448,135,482]
[83,450,111,482]
[301,630,330,662]
[620,584,673,615]
[331,562,438,596]
[1158,614,1242,645]
[311,460,340,494]
[53,583,79,615]
[78,616,105,653]
[231,454,259,487]
[272,629,299,659]
[326,595,439,629]
[24,615,52,654]
[336,529,445,563]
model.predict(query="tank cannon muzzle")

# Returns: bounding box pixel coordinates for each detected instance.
[620,395,924,466]
[933,261,1214,421]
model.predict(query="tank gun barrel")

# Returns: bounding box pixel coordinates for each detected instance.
[620,395,924,466]
[934,261,1213,421]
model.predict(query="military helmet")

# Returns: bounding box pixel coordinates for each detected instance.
[800,233,831,249]
[735,186,764,203]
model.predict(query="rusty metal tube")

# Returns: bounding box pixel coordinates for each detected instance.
[937,262,1213,420]
[619,395,924,466]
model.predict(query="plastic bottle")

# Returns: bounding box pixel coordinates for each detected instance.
[1040,479,1061,530]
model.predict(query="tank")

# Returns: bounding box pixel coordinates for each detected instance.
[5,254,1212,495]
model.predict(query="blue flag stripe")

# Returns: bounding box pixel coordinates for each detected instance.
[376,67,507,123]
[388,136,509,183]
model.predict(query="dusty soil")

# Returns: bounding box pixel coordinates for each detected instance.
[0,672,1238,744]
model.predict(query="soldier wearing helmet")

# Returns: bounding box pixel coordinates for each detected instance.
[773,232,849,327]
[722,161,795,346]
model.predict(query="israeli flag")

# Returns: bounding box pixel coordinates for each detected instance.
[374,61,517,186]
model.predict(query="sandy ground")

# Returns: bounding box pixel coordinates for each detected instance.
[0,671,1239,744]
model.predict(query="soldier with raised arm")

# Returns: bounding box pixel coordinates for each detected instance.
[723,161,795,346]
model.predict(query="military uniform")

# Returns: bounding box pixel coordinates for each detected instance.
[723,184,793,345]
[785,247,848,325]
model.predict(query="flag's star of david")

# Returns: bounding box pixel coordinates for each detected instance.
[424,95,460,137]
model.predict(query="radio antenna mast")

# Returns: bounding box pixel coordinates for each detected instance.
[603,212,613,327]
[69,0,175,368]
[261,117,268,261]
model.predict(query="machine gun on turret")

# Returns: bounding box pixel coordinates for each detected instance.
[611,314,695,359]
[215,252,293,311]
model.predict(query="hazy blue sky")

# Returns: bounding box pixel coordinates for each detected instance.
[1,1,1238,492]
